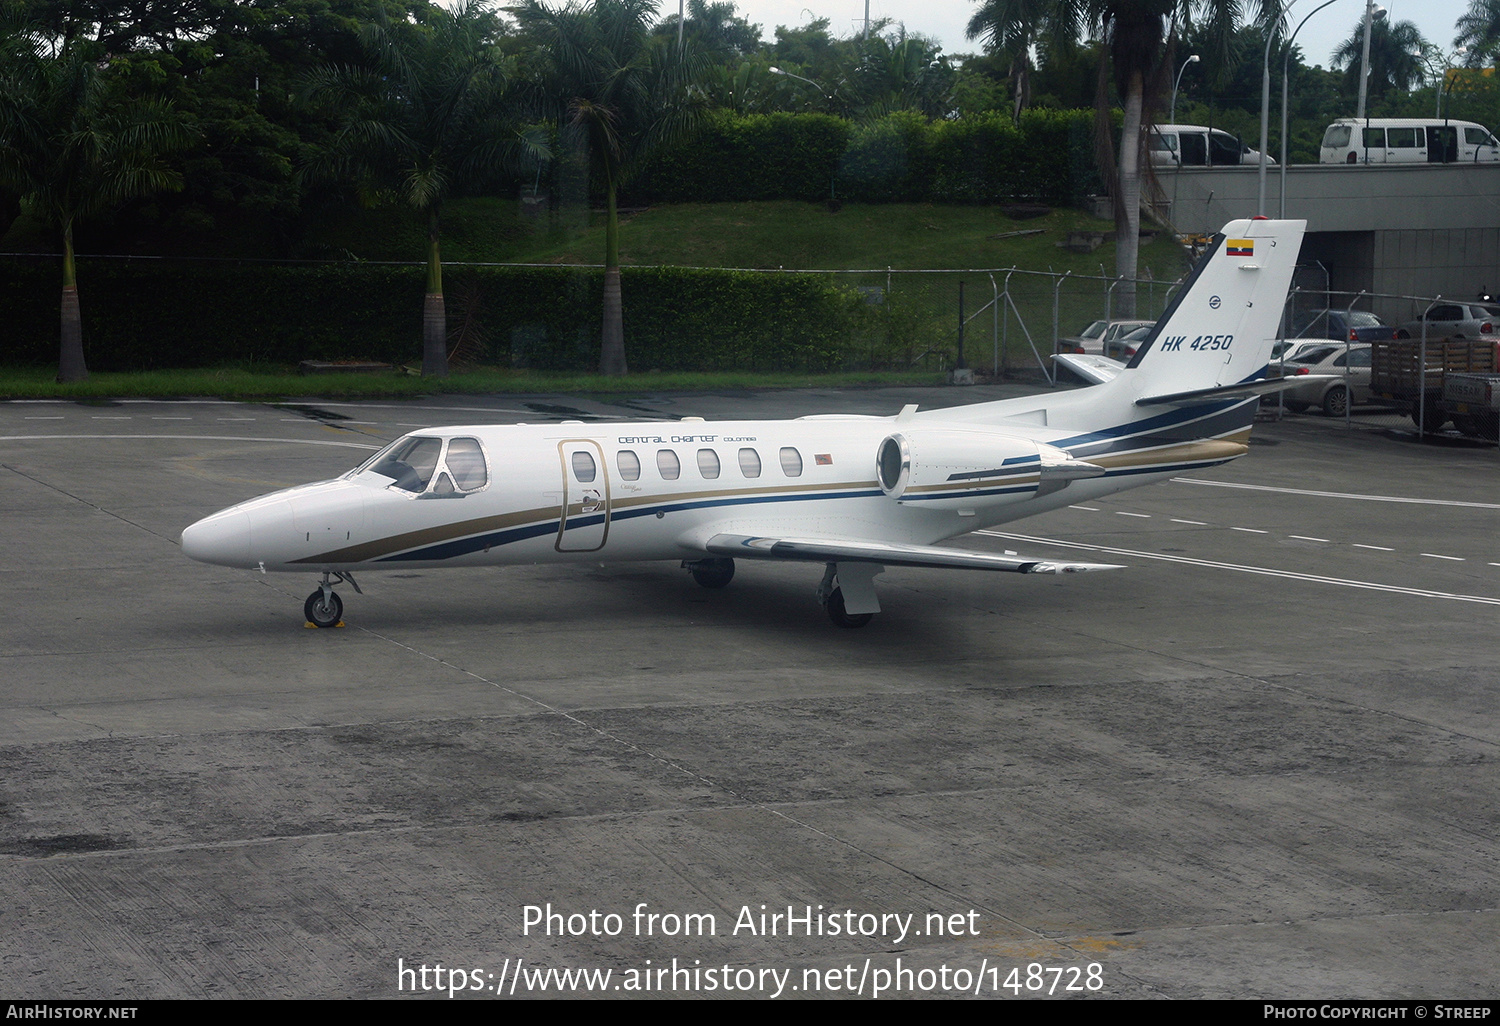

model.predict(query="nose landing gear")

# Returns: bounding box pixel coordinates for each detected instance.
[304,571,361,628]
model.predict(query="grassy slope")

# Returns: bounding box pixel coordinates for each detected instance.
[305,198,1189,280]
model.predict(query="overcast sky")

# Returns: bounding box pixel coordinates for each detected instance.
[703,0,1478,71]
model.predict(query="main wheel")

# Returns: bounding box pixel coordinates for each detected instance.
[688,558,735,589]
[304,589,343,628]
[1322,385,1349,418]
[824,587,873,629]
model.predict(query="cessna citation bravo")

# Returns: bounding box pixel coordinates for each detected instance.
[183,218,1308,628]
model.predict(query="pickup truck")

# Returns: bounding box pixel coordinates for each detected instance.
[1369,338,1500,437]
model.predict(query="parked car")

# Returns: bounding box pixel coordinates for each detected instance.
[1396,302,1500,339]
[1148,125,1275,167]
[1279,343,1373,416]
[1105,324,1155,361]
[1272,338,1344,365]
[1058,319,1154,355]
[1288,309,1396,343]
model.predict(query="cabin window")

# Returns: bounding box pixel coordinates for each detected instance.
[445,437,488,490]
[1466,127,1497,147]
[780,447,803,477]
[571,450,597,482]
[657,449,680,480]
[1388,127,1420,148]
[1363,127,1385,148]
[738,448,761,478]
[617,449,641,481]
[697,448,721,479]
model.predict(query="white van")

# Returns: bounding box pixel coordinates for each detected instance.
[1319,118,1500,164]
[1148,125,1274,167]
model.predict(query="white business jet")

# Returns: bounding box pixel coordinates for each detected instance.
[183,218,1306,628]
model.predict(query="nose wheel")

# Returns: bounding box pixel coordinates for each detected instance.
[303,571,360,628]
[304,588,343,628]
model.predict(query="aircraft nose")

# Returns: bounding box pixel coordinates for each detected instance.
[181,511,253,568]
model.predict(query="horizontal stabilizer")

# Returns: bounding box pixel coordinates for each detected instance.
[1054,352,1126,385]
[1136,374,1340,407]
[704,533,1124,574]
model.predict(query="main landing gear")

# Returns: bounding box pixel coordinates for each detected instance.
[683,557,736,589]
[304,571,361,628]
[816,562,883,629]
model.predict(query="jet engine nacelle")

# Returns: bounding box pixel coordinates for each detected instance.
[876,428,1104,510]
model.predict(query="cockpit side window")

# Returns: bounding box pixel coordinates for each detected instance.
[446,438,488,490]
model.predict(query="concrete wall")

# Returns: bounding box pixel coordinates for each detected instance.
[1156,163,1500,321]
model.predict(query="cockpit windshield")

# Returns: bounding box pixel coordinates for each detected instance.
[352,435,489,495]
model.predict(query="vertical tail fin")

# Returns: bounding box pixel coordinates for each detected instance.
[1120,218,1305,402]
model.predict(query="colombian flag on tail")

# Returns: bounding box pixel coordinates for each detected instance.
[1226,239,1254,256]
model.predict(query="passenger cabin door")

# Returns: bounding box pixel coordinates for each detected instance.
[556,440,610,552]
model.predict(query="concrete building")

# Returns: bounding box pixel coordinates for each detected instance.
[1156,163,1500,323]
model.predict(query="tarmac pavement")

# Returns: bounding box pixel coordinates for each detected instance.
[1,387,1497,1000]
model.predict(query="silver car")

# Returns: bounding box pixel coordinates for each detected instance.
[1279,343,1372,417]
[1397,302,1500,339]
[1058,319,1154,355]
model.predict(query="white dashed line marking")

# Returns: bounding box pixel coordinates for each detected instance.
[1354,544,1395,551]
[1068,505,1100,511]
[1422,553,1465,561]
[1289,535,1329,542]
[1231,527,1268,534]
[980,531,1500,606]
[92,416,131,420]
[1116,512,1151,518]
[1171,518,1207,525]
[24,416,64,420]
[1174,478,1500,510]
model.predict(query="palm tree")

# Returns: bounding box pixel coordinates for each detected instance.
[1082,0,1263,317]
[513,0,707,376]
[0,44,191,382]
[305,0,544,378]
[965,0,1080,119]
[1331,17,1428,103]
[1455,0,1500,64]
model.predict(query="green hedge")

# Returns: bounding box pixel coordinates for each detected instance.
[631,109,1103,206]
[0,259,881,372]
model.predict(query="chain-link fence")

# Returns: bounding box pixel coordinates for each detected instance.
[1266,282,1500,447]
[653,264,1184,379]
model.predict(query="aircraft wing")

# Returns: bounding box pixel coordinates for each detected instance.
[702,533,1123,574]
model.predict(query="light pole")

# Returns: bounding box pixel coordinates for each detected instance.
[1260,0,1354,215]
[1170,54,1199,125]
[1415,44,1466,117]
[1279,0,1344,217]
[1355,1,1387,121]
